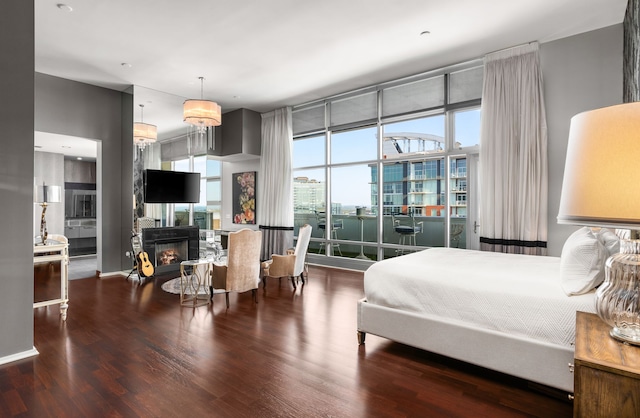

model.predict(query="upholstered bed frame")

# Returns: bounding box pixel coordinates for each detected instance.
[355,235,621,395]
[357,299,575,393]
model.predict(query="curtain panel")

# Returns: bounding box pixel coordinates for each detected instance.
[479,43,548,255]
[257,107,294,260]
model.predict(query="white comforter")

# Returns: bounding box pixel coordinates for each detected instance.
[364,248,596,347]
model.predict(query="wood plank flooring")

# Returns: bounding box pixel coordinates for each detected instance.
[2,266,572,417]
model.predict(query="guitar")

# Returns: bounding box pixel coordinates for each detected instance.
[137,251,154,277]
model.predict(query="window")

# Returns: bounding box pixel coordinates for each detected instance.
[383,115,445,160]
[293,131,327,239]
[293,135,325,167]
[454,108,481,149]
[202,157,222,230]
[331,127,377,164]
[165,156,222,230]
[292,60,482,260]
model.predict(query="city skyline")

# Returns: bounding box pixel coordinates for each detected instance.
[293,109,480,209]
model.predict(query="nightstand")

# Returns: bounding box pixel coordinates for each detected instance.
[574,311,640,418]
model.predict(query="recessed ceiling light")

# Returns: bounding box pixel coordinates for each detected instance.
[420,30,431,36]
[76,157,83,160]
[34,145,42,149]
[121,62,132,68]
[62,145,71,149]
[57,4,73,12]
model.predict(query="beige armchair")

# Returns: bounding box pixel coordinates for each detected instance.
[211,228,262,308]
[262,224,312,289]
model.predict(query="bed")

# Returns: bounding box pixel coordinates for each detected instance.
[357,247,599,393]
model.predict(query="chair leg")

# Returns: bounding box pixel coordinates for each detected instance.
[252,289,258,304]
[209,285,214,301]
[300,272,305,285]
[290,276,297,289]
[263,276,268,288]
[397,235,405,255]
[225,292,230,309]
[332,229,342,256]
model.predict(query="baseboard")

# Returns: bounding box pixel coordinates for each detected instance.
[0,347,39,366]
[99,270,132,279]
[307,254,373,271]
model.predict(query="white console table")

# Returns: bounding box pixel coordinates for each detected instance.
[33,240,69,320]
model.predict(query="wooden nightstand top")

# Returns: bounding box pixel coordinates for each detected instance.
[575,311,640,378]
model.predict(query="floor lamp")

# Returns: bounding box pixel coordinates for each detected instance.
[35,183,62,245]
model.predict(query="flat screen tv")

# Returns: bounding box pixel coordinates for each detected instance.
[143,169,201,203]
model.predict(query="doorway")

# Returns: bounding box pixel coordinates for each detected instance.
[35,132,101,279]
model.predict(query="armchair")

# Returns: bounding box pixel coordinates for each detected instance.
[262,224,312,288]
[210,228,262,308]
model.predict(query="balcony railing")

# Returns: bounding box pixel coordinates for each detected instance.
[450,168,467,178]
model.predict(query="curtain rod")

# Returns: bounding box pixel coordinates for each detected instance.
[485,41,538,58]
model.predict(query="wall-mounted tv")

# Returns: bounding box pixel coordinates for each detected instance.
[143,169,201,203]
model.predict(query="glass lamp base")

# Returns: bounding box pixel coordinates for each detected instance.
[610,327,640,346]
[595,238,640,344]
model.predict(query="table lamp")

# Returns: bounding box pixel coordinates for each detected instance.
[557,102,640,345]
[35,182,62,245]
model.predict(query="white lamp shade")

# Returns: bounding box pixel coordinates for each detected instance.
[183,99,222,127]
[133,122,157,143]
[558,102,640,229]
[35,185,62,203]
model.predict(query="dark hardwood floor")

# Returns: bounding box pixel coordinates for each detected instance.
[2,265,573,417]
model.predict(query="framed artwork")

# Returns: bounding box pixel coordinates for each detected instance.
[232,171,256,224]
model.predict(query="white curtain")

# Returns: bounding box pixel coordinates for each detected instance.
[479,43,548,255]
[257,107,294,260]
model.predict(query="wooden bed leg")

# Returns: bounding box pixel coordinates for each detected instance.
[357,331,366,345]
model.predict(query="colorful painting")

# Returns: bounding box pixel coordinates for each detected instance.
[232,171,256,224]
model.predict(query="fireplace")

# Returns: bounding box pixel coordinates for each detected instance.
[142,226,199,275]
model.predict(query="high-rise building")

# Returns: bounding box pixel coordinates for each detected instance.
[293,177,325,213]
[371,133,467,217]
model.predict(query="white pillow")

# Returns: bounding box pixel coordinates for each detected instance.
[560,227,609,296]
[595,228,620,256]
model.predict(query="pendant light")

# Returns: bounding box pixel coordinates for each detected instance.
[183,77,222,133]
[133,104,157,150]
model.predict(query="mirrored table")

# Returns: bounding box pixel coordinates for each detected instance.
[33,238,69,320]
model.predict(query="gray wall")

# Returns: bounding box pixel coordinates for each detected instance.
[541,24,623,256]
[35,73,134,274]
[0,0,35,361]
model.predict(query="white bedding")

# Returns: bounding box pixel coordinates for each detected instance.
[364,248,596,347]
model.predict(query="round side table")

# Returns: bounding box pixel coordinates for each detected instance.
[179,259,210,307]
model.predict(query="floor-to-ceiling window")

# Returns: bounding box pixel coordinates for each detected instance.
[293,61,482,261]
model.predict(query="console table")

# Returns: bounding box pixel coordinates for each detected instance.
[33,240,69,320]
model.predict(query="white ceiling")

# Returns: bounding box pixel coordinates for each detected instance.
[34,131,97,160]
[34,0,627,157]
